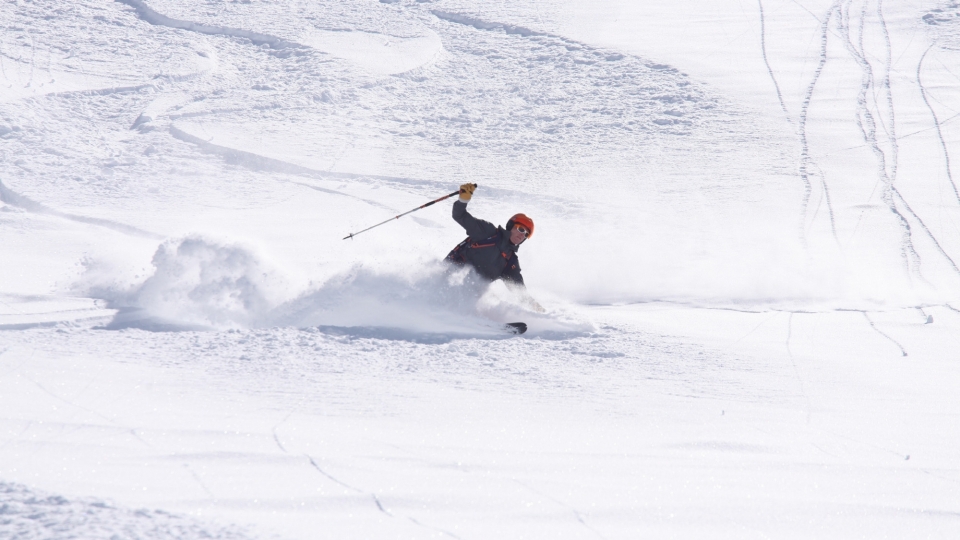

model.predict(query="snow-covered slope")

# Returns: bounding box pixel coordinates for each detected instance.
[2,0,959,538]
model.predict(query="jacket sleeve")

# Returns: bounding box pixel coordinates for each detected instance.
[501,256,525,286]
[452,200,499,240]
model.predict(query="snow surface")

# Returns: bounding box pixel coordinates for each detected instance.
[1,0,960,538]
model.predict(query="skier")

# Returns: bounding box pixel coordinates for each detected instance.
[445,183,544,312]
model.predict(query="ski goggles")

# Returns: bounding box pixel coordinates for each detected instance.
[514,225,529,237]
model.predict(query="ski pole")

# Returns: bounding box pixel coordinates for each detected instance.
[342,184,477,240]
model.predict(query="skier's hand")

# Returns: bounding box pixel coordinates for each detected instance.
[522,295,546,313]
[459,183,476,202]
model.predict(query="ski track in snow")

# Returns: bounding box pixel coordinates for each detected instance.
[796,3,838,245]
[860,311,908,357]
[22,373,152,447]
[783,312,812,424]
[511,479,607,540]
[836,1,955,283]
[0,178,162,239]
[917,42,960,205]
[833,0,960,283]
[891,186,960,276]
[166,123,465,215]
[115,0,307,53]
[757,0,790,120]
[875,0,898,186]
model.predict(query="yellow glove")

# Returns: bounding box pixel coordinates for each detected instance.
[459,183,476,202]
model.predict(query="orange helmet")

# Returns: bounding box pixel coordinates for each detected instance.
[507,213,534,238]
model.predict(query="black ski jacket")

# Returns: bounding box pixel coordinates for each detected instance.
[446,200,524,285]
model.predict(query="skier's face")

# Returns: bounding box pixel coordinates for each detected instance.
[510,225,528,245]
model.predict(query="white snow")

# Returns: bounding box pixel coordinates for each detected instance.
[299,29,442,75]
[2,0,960,538]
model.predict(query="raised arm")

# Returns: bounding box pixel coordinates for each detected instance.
[452,185,498,240]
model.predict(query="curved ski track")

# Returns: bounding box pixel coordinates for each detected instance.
[837,1,919,277]
[302,449,460,537]
[115,0,306,53]
[758,0,791,120]
[796,4,840,245]
[861,311,908,357]
[875,0,898,186]
[0,178,162,239]
[271,409,462,537]
[917,43,960,205]
[835,0,960,282]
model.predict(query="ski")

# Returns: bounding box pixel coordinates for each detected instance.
[505,322,527,335]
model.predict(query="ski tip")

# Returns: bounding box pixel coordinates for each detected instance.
[505,322,527,335]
